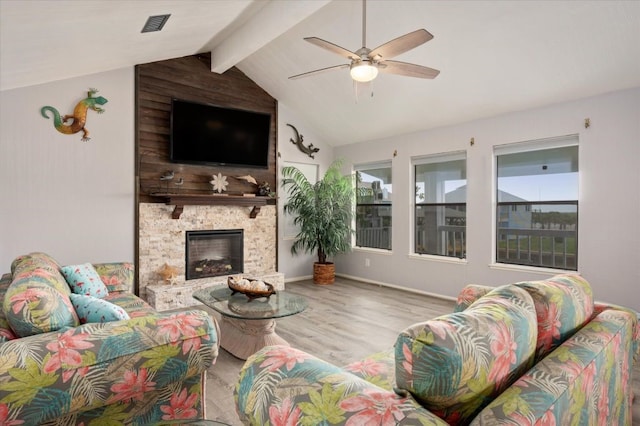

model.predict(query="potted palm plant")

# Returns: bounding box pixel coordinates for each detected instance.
[282,160,354,284]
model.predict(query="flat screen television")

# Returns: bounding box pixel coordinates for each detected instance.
[170,98,271,168]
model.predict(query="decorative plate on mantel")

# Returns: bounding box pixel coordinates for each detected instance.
[228,276,276,300]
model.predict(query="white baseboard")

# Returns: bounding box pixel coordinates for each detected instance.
[336,273,457,302]
[284,275,313,283]
[283,273,457,303]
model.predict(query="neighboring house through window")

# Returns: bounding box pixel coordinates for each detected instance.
[495,136,579,270]
[414,152,467,258]
[355,163,392,250]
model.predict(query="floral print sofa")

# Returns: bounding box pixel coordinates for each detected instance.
[0,252,219,425]
[235,274,639,425]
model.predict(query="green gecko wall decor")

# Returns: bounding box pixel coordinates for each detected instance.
[41,88,108,141]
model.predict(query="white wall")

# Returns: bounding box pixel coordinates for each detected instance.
[335,88,640,312]
[276,103,334,280]
[0,68,135,269]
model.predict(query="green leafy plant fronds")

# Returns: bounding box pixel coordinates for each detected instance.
[282,160,354,264]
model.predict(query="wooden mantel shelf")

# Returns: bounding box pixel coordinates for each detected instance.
[150,193,274,219]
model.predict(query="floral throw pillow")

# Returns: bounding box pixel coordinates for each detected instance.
[395,285,537,424]
[61,263,109,298]
[515,274,594,361]
[3,279,79,337]
[69,293,130,324]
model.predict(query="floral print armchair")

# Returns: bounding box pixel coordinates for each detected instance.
[235,275,638,425]
[0,253,219,425]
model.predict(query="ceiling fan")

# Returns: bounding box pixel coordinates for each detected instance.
[289,0,440,83]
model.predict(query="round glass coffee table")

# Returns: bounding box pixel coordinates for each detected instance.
[193,286,308,360]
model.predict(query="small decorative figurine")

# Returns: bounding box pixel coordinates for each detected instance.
[41,88,108,141]
[235,175,257,185]
[159,170,175,192]
[158,263,179,285]
[257,181,272,196]
[160,171,175,181]
[235,175,259,196]
[210,173,229,193]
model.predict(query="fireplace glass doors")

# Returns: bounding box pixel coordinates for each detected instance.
[185,229,243,280]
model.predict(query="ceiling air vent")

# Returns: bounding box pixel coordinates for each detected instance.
[141,14,171,33]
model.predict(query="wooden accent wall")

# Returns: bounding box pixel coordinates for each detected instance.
[135,53,277,203]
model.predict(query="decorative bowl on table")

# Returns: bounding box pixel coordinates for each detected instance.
[228,276,276,300]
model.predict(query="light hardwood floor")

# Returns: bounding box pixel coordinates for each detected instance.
[202,277,640,425]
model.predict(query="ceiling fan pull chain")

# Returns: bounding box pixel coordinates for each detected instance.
[353,80,375,103]
[354,80,360,103]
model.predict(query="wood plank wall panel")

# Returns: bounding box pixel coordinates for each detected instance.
[135,53,277,203]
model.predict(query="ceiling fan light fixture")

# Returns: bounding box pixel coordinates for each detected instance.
[350,62,378,82]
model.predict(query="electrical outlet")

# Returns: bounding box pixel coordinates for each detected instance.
[365,258,370,267]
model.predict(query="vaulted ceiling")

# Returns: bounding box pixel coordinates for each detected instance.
[1,0,639,146]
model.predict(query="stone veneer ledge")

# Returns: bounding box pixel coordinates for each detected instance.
[146,272,285,311]
[139,203,277,304]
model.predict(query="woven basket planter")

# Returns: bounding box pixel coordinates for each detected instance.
[313,262,335,285]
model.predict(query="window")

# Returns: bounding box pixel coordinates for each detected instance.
[414,153,466,258]
[355,163,392,250]
[495,136,578,270]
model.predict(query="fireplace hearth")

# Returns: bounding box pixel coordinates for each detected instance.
[186,229,243,280]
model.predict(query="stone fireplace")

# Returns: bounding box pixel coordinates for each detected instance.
[186,229,243,280]
[138,203,281,309]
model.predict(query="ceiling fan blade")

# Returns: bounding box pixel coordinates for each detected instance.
[379,60,440,79]
[369,29,434,60]
[304,37,359,60]
[289,64,350,80]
